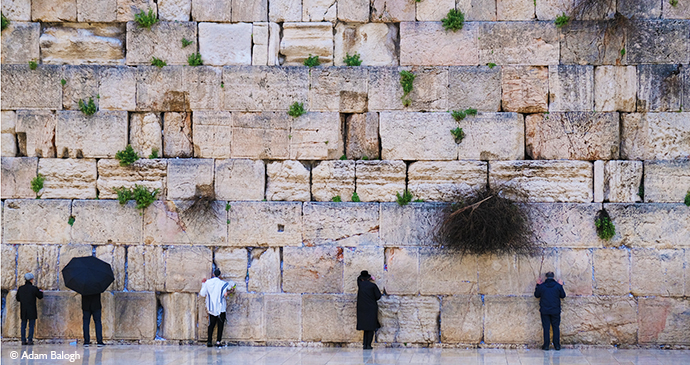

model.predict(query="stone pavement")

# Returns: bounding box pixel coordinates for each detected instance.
[1,343,689,365]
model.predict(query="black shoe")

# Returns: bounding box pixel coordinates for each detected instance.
[27,341,34,346]
[21,341,27,345]
[97,342,105,347]
[207,343,213,347]
[541,345,549,351]
[554,345,561,351]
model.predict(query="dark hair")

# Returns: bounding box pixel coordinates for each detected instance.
[214,268,221,277]
[545,272,554,278]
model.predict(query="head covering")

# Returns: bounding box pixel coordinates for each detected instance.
[214,268,221,277]
[545,272,555,278]
[358,270,371,281]
[25,272,34,281]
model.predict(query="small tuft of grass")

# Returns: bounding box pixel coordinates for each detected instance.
[361,156,369,160]
[620,48,626,57]
[68,216,75,226]
[148,148,159,159]
[187,52,203,66]
[351,191,361,202]
[61,79,67,86]
[1,12,9,31]
[400,70,416,107]
[331,195,342,202]
[78,98,97,116]
[115,186,132,205]
[31,174,45,198]
[340,155,347,160]
[134,8,158,29]
[288,102,306,118]
[343,53,362,66]
[151,57,166,68]
[132,184,159,210]
[441,9,465,32]
[115,145,139,167]
[451,110,466,121]
[226,203,231,211]
[595,209,616,240]
[28,60,38,70]
[181,38,193,48]
[413,199,424,203]
[465,108,477,116]
[220,82,224,88]
[304,54,320,67]
[670,0,678,6]
[555,13,570,28]
[396,190,413,206]
[450,127,465,143]
[487,63,496,69]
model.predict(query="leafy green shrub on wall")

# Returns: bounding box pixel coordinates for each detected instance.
[134,9,158,29]
[595,209,615,240]
[399,70,416,107]
[115,145,139,167]
[31,174,45,199]
[442,9,464,32]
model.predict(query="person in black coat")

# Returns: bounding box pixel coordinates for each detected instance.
[356,270,381,350]
[534,271,566,351]
[82,293,104,347]
[16,272,43,345]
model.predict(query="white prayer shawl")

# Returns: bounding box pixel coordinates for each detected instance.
[200,277,234,317]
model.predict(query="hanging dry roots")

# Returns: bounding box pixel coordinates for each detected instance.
[181,184,220,227]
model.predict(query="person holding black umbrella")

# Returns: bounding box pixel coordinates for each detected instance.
[16,272,43,345]
[82,292,104,347]
[356,270,381,350]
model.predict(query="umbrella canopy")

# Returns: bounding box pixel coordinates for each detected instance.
[61,256,114,295]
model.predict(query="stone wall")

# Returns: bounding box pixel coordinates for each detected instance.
[1,0,689,347]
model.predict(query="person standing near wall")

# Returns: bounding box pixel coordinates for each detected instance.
[16,272,43,345]
[534,271,566,351]
[200,268,235,347]
[356,270,381,350]
[82,292,105,347]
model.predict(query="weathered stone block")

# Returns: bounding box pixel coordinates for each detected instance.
[136,66,223,111]
[214,247,248,292]
[303,0,336,21]
[303,202,379,246]
[224,293,265,341]
[40,23,125,65]
[408,161,487,202]
[2,290,21,338]
[127,245,165,291]
[639,297,690,345]
[400,22,479,66]
[1,110,16,134]
[223,66,308,111]
[251,22,269,66]
[355,160,406,202]
[93,245,125,291]
[343,246,384,294]
[1,157,38,199]
[233,0,267,21]
[594,66,637,112]
[415,0,454,20]
[164,245,212,292]
[644,161,690,203]
[484,296,541,344]
[191,0,230,21]
[117,0,158,22]
[618,0,661,18]
[380,203,444,246]
[37,158,97,199]
[489,160,594,203]
[605,160,643,203]
[113,292,156,340]
[61,66,99,111]
[17,244,59,290]
[309,67,368,112]
[31,0,76,21]
[1,244,17,290]
[497,0,535,20]
[290,112,343,159]
[420,248,478,295]
[337,0,368,21]
[559,249,593,296]
[371,0,415,21]
[382,247,418,295]
[536,0,615,20]
[480,22,558,65]
[264,294,302,341]
[345,113,379,160]
[311,161,355,202]
[96,159,166,199]
[129,112,162,159]
[440,295,484,343]
[266,160,311,201]
[76,0,117,21]
[627,20,689,64]
[72,200,141,244]
[631,249,684,296]
[663,0,690,18]
[280,22,333,65]
[57,243,93,291]
[621,113,690,160]
[56,111,128,158]
[35,291,114,340]
[448,66,501,112]
[157,0,190,21]
[302,294,359,342]
[561,296,637,345]
[160,292,196,340]
[248,247,281,293]
[268,0,301,22]
[167,158,214,200]
[334,23,398,66]
[1,22,40,64]
[378,296,440,343]
[637,64,683,112]
[458,112,525,160]
[559,21,625,65]
[227,202,303,246]
[606,203,690,249]
[526,112,619,160]
[126,21,196,65]
[230,112,288,159]
[162,112,192,157]
[368,67,449,111]
[528,203,602,248]
[478,251,558,295]
[198,23,252,66]
[283,246,344,293]
[548,65,594,112]
[144,201,227,245]
[214,159,265,201]
[380,112,456,160]
[2,65,62,109]
[99,66,136,110]
[501,66,548,113]
[2,200,71,244]
[1,133,17,157]
[192,111,232,158]
[2,0,31,20]
[366,67,403,111]
[593,248,630,296]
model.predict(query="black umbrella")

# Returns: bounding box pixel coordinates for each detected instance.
[61,256,114,295]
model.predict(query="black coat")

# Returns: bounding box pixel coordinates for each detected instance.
[534,279,566,315]
[356,280,381,331]
[82,293,102,312]
[17,281,43,320]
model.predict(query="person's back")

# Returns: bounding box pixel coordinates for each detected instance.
[534,272,566,351]
[16,273,43,345]
[81,293,104,346]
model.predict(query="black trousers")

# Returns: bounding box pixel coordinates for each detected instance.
[208,312,226,344]
[21,319,35,343]
[83,310,103,344]
[541,313,561,347]
[363,330,375,349]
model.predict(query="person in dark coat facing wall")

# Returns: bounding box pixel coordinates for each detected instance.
[534,271,566,351]
[356,270,381,350]
[82,293,105,347]
[16,272,43,345]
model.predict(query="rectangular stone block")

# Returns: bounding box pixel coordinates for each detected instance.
[382,247,418,295]
[355,160,406,202]
[266,160,311,201]
[127,245,165,291]
[605,160,643,203]
[380,112,456,160]
[559,249,593,296]
[35,291,114,340]
[311,161,356,202]
[280,22,333,65]
[479,22,558,65]
[192,111,232,159]
[621,113,690,160]
[378,296,440,343]
[419,248,477,295]
[61,65,99,111]
[593,248,630,296]
[96,159,166,199]
[290,112,343,160]
[126,21,196,65]
[334,22,398,66]
[214,159,265,201]
[17,244,59,290]
[1,244,17,290]
[247,247,281,293]
[631,249,684,296]
[116,0,158,22]
[163,112,193,157]
[56,111,128,158]
[1,64,62,109]
[371,0,415,21]
[528,203,602,248]
[497,0,535,20]
[559,20,625,66]
[478,251,558,296]
[40,23,125,65]
[345,113,379,160]
[302,0,336,21]
[1,133,17,157]
[1,157,38,199]
[501,66,548,113]
[99,66,136,110]
[637,64,683,112]
[233,0,267,21]
[144,201,227,245]
[72,200,142,244]
[309,67,368,112]
[415,0,454,21]
[548,65,594,112]
[337,0,368,21]
[448,66,501,112]
[2,290,21,338]
[1,21,40,64]
[561,296,637,345]
[489,160,594,203]
[198,22,252,66]
[164,245,212,292]
[302,294,359,342]
[408,161,487,202]
[2,110,16,134]
[526,112,619,160]
[639,297,690,345]
[224,293,265,341]
[252,23,269,65]
[380,203,444,246]
[156,0,188,21]
[223,66,308,111]
[606,203,690,249]
[594,66,637,112]
[367,67,406,111]
[484,296,541,344]
[57,243,94,291]
[167,158,214,200]
[214,247,248,293]
[37,158,97,199]
[456,112,525,160]
[663,0,690,18]
[160,292,197,340]
[536,0,615,20]
[283,246,344,293]
[94,244,125,291]
[644,161,690,203]
[3,200,71,244]
[618,0,661,18]
[113,292,156,340]
[227,202,303,246]
[191,0,230,21]
[400,22,478,66]
[15,111,56,158]
[303,202,379,246]
[136,66,222,111]
[268,0,301,22]
[230,112,287,159]
[264,294,302,341]
[440,295,483,343]
[627,20,689,64]
[31,0,76,21]
[2,0,31,21]
[129,112,162,159]
[343,246,384,294]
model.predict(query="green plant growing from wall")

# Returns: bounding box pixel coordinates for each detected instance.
[331,195,342,202]
[595,209,615,240]
[685,189,690,206]
[115,145,139,166]
[148,148,159,159]
[78,98,97,115]
[414,199,424,202]
[225,203,231,211]
[670,0,678,7]
[288,102,306,117]
[115,186,133,205]
[134,9,158,28]
[61,79,67,86]
[620,48,626,57]
[487,63,496,69]
[450,108,477,122]
[396,190,413,206]
[441,9,465,32]
[465,108,477,116]
[1,13,9,31]
[399,70,416,107]
[339,155,347,160]
[31,174,45,198]
[361,156,369,160]
[181,38,193,47]
[555,13,570,28]
[187,53,203,66]
[28,60,38,70]
[351,191,361,202]
[344,53,362,66]
[68,216,75,226]
[304,55,320,67]
[132,185,159,210]
[450,127,465,143]
[151,57,166,68]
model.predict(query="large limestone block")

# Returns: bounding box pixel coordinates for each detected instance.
[1,110,16,135]
[355,160,406,202]
[34,291,114,340]
[280,22,334,65]
[303,202,379,246]
[382,247,419,295]
[621,113,690,160]
[525,112,619,160]
[631,249,684,296]
[215,159,265,201]
[478,252,558,296]
[400,22,478,66]
[117,0,158,22]
[223,66,308,111]
[302,294,359,342]
[96,159,166,199]
[57,244,93,290]
[501,66,548,113]
[606,203,690,249]
[157,0,190,21]
[303,0,336,21]
[548,65,594,112]
[144,201,227,245]
[593,248,630,296]
[338,0,368,21]
[17,245,59,290]
[440,295,483,343]
[1,22,40,64]
[290,112,343,160]
[38,158,97,199]
[1,133,17,157]
[345,113,379,160]
[72,200,142,244]
[560,20,624,66]
[639,297,690,345]
[415,0,454,21]
[561,296,637,345]
[56,111,128,159]
[2,291,21,338]
[644,161,690,203]
[94,245,125,291]
[160,292,197,340]
[594,66,637,112]
[61,65,99,111]
[380,112,456,160]
[1,65,62,110]
[198,23,252,66]
[343,246,384,294]
[627,20,689,64]
[127,245,165,291]
[637,64,683,112]
[2,0,31,20]
[663,0,690,18]
[419,248,478,295]
[369,67,449,111]
[457,0,499,20]
[164,245,213,292]
[99,66,136,110]
[605,161,643,203]
[77,0,117,21]
[191,0,231,21]
[192,111,232,159]
[266,160,310,201]
[224,293,265,341]
[618,0,661,18]
[559,249,593,296]
[484,296,541,344]
[2,200,71,244]
[334,23,398,66]
[9,111,54,156]
[162,112,192,157]
[283,246,344,293]
[497,0,535,20]
[448,66,502,112]
[456,112,525,160]
[264,294,302,341]
[231,112,287,159]
[527,203,602,248]
[113,292,156,340]
[233,0,267,21]
[309,67,368,112]
[228,202,303,246]
[367,66,406,111]
[268,0,301,22]
[214,247,248,292]
[31,0,76,21]
[380,203,444,246]
[479,22,558,65]
[130,112,162,159]
[311,161,355,202]
[408,161,488,202]
[248,247,281,293]
[167,158,214,200]
[371,0,415,21]
[136,66,223,111]
[1,157,38,199]
[1,244,17,290]
[489,160,594,203]
[378,296,440,343]
[536,0,616,20]
[126,21,196,65]
[251,22,268,65]
[40,23,125,65]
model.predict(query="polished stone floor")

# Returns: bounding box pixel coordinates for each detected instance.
[1,343,689,365]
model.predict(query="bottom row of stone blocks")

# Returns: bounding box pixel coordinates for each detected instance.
[3,292,688,346]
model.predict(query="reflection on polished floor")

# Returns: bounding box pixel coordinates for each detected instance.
[1,343,689,365]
